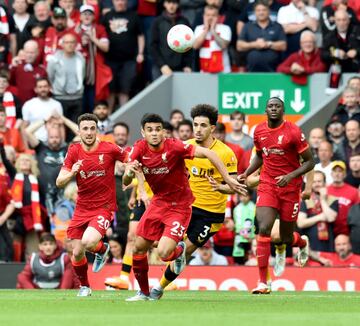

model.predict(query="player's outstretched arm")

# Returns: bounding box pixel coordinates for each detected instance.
[56,160,82,188]
[206,175,238,194]
[194,146,247,195]
[239,151,263,182]
[123,161,141,187]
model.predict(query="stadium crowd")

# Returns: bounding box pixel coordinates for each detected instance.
[0,0,358,289]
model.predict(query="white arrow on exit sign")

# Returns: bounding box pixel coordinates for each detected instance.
[290,88,305,113]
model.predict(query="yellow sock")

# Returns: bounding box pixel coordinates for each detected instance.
[159,263,175,289]
[275,244,286,254]
[120,254,133,278]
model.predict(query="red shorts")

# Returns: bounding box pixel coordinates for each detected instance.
[256,183,301,222]
[136,201,192,242]
[67,207,113,240]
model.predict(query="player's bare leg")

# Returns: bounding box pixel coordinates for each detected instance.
[82,227,110,273]
[105,221,138,290]
[126,236,153,301]
[279,220,309,267]
[71,239,91,297]
[252,207,277,294]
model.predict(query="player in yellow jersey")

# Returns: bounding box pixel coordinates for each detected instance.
[150,104,246,300]
[104,177,153,290]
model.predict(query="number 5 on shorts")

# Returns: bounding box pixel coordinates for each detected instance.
[291,203,299,219]
[97,215,110,230]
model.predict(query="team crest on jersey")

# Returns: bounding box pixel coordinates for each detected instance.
[277,135,284,144]
[162,152,168,163]
[98,154,104,164]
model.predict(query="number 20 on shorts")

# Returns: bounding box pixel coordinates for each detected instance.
[97,215,110,230]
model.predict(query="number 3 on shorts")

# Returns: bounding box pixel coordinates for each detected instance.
[97,215,110,230]
[170,221,186,237]
[291,203,299,219]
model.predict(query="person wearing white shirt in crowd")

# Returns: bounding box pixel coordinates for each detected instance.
[314,141,334,185]
[189,240,228,266]
[22,77,63,142]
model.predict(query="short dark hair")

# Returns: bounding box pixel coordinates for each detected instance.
[177,119,193,132]
[163,121,174,132]
[94,100,109,108]
[141,113,164,128]
[191,104,218,126]
[77,113,98,126]
[267,97,284,107]
[113,121,129,134]
[254,0,270,9]
[0,105,5,114]
[170,109,184,120]
[215,122,226,133]
[230,111,245,121]
[0,69,9,81]
[39,233,56,244]
[35,77,50,86]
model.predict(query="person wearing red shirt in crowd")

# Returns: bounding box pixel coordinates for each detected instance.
[277,30,327,85]
[56,113,128,297]
[73,4,111,112]
[323,0,360,21]
[123,113,244,301]
[9,40,47,105]
[239,97,315,294]
[311,234,360,267]
[327,160,359,236]
[17,233,79,289]
[59,0,80,28]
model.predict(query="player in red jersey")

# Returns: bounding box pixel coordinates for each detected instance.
[239,97,315,294]
[123,113,246,301]
[56,113,127,297]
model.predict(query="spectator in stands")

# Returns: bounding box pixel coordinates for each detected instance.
[237,1,287,72]
[163,120,175,138]
[309,127,326,164]
[0,153,14,262]
[0,3,16,61]
[214,122,247,173]
[113,122,130,149]
[323,0,360,21]
[22,78,63,142]
[331,87,360,125]
[17,233,78,289]
[277,0,319,57]
[232,191,256,264]
[189,240,228,266]
[277,30,326,84]
[0,106,25,153]
[43,7,70,64]
[348,203,360,254]
[326,119,345,160]
[102,0,145,111]
[320,0,359,40]
[25,113,77,219]
[59,0,80,28]
[32,0,51,29]
[10,40,47,105]
[177,119,193,141]
[226,111,253,151]
[339,119,360,164]
[345,152,360,188]
[47,33,85,124]
[179,0,206,26]
[298,170,338,252]
[12,0,34,52]
[193,5,232,73]
[108,235,123,264]
[347,76,360,95]
[169,109,184,129]
[93,100,113,135]
[327,160,359,237]
[243,0,282,23]
[311,234,360,266]
[74,4,110,113]
[151,0,192,79]
[322,9,360,73]
[314,141,334,185]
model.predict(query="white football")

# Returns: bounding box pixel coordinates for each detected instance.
[167,24,194,53]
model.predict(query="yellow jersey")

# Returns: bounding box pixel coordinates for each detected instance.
[185,138,237,213]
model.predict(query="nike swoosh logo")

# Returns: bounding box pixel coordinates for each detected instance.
[260,137,267,140]
[142,156,151,159]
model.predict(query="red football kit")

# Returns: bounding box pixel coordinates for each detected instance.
[62,141,126,239]
[254,120,309,221]
[128,138,195,242]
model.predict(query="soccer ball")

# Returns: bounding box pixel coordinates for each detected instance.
[167,24,194,53]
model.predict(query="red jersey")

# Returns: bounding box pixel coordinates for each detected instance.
[128,138,195,206]
[319,252,360,267]
[62,141,126,212]
[327,183,359,236]
[254,120,309,189]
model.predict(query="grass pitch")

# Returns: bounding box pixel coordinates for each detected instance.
[0,290,359,326]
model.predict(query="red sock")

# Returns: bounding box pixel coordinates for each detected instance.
[72,256,89,287]
[161,244,183,262]
[292,232,306,248]
[92,241,107,254]
[133,253,149,296]
[256,235,271,284]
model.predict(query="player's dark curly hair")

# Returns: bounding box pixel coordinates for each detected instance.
[77,113,98,126]
[141,113,164,128]
[190,104,218,126]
